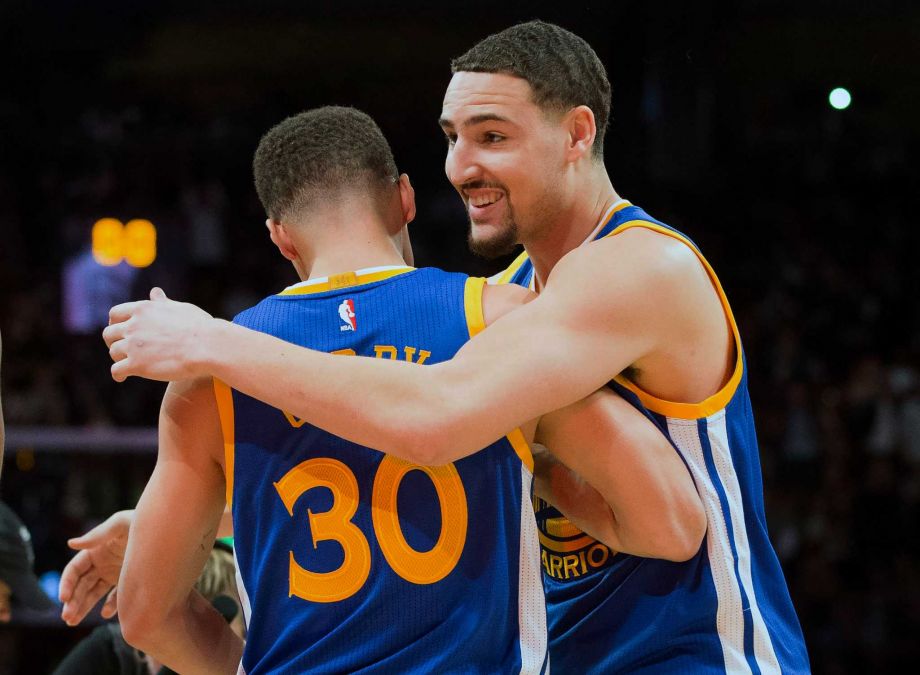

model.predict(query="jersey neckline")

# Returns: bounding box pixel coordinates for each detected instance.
[277,266,416,296]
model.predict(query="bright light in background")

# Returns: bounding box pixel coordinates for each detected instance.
[829,87,852,110]
[91,218,157,268]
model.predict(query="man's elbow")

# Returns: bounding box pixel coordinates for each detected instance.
[659,500,707,562]
[383,401,479,466]
[384,420,468,466]
[118,581,170,652]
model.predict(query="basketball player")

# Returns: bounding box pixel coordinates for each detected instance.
[114,107,705,674]
[105,22,810,673]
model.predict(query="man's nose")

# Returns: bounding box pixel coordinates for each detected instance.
[445,138,481,187]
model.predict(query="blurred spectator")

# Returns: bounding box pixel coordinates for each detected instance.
[0,501,57,622]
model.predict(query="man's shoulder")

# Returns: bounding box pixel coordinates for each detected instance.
[482,283,535,327]
[555,227,701,293]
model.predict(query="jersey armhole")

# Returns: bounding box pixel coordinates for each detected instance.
[461,276,534,471]
[212,378,236,508]
[604,220,744,419]
[463,276,487,338]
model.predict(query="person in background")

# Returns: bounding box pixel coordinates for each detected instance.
[0,500,57,623]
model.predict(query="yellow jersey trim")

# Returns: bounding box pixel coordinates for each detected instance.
[463,276,487,338]
[463,274,532,469]
[278,267,415,296]
[605,220,744,420]
[493,201,632,286]
[494,250,530,285]
[505,427,535,473]
[212,378,236,508]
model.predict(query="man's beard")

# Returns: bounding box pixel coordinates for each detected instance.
[466,186,557,259]
[467,215,520,259]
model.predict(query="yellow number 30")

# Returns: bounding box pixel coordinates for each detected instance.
[274,456,468,603]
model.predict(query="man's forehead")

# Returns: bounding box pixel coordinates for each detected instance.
[440,72,537,125]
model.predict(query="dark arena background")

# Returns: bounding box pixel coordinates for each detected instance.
[1,1,918,673]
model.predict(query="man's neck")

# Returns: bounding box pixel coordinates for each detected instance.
[301,242,407,281]
[525,173,620,291]
[287,198,409,281]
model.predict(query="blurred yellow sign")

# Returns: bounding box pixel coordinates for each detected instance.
[91,218,157,268]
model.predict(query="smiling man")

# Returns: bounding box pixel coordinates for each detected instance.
[103,21,809,674]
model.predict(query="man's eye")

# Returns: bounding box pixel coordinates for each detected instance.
[445,134,457,147]
[484,133,505,143]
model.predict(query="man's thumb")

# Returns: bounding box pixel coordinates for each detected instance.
[150,287,168,301]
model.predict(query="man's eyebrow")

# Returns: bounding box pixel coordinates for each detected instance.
[438,113,513,130]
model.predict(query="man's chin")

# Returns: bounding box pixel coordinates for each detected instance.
[467,223,519,259]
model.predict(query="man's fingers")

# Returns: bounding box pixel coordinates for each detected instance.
[111,359,132,383]
[67,516,117,548]
[61,568,102,625]
[67,529,104,550]
[101,588,119,618]
[150,287,168,301]
[58,550,93,601]
[102,321,128,348]
[108,301,144,325]
[109,339,129,363]
[63,577,111,626]
[67,535,92,550]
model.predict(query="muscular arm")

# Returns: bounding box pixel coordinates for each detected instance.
[117,378,242,675]
[107,232,702,465]
[533,389,705,561]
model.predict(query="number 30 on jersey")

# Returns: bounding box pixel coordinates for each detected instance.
[274,456,468,603]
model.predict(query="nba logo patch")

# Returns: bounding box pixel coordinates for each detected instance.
[338,299,356,332]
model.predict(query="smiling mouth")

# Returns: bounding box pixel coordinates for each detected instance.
[466,189,504,208]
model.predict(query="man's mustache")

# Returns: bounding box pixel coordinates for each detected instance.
[459,180,507,192]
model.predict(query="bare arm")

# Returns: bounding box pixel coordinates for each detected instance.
[104,231,709,464]
[118,378,242,675]
[534,389,705,561]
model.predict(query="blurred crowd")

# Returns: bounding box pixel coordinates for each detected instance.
[1,77,918,672]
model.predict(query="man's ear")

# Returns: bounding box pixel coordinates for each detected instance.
[397,173,417,226]
[265,218,299,261]
[563,105,597,163]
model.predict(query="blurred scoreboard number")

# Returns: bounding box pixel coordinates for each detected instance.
[91,218,157,268]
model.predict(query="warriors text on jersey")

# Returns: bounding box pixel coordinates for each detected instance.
[215,266,547,675]
[496,202,810,674]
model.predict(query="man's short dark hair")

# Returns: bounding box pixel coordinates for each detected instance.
[451,20,611,159]
[253,106,399,220]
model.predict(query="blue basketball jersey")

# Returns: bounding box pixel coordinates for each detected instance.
[496,203,810,674]
[214,266,547,675]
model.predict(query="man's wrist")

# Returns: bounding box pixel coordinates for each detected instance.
[193,318,229,377]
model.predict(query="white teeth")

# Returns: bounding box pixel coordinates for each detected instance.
[469,191,502,207]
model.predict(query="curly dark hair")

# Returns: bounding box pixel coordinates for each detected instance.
[253,106,399,220]
[451,20,611,159]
